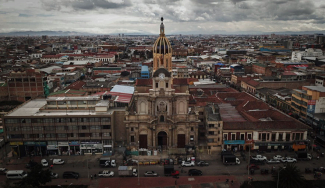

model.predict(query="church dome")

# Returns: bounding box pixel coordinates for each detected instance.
[153,17,172,55]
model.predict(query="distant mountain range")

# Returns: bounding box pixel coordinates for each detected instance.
[0,30,324,36]
[0,31,94,36]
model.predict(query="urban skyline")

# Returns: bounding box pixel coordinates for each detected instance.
[1,0,325,35]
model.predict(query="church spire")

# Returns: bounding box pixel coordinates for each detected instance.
[160,17,164,36]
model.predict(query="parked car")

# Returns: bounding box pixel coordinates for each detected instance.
[41,159,48,167]
[25,160,38,169]
[50,172,59,179]
[181,161,194,167]
[188,169,202,176]
[281,157,297,163]
[273,155,284,160]
[144,171,158,177]
[266,159,280,164]
[197,161,209,166]
[247,164,260,170]
[53,159,65,165]
[98,170,114,177]
[0,168,7,175]
[62,171,79,179]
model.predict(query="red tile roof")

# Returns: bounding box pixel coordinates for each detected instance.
[173,78,189,85]
[223,121,309,130]
[65,81,85,90]
[246,80,260,87]
[136,79,152,86]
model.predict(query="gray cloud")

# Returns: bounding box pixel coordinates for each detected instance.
[41,0,132,11]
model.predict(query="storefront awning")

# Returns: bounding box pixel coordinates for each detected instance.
[224,140,245,145]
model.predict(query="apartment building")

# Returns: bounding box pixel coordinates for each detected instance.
[4,96,125,157]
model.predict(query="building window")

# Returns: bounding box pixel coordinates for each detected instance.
[92,133,99,137]
[103,125,111,129]
[101,118,111,122]
[191,127,194,131]
[209,124,214,128]
[208,131,214,135]
[272,133,276,141]
[190,135,194,141]
[286,133,290,141]
[166,83,168,88]
[223,134,228,140]
[240,134,245,140]
[131,136,135,142]
[156,83,158,88]
[278,133,283,141]
[103,133,111,137]
[231,133,236,140]
[131,127,134,131]
[160,115,164,122]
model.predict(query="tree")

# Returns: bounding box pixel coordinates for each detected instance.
[272,163,306,188]
[16,164,52,188]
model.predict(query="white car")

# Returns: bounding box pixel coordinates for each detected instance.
[50,172,59,179]
[98,170,114,177]
[281,157,297,163]
[273,155,284,160]
[266,159,280,164]
[181,161,195,167]
[41,159,48,167]
[53,159,65,165]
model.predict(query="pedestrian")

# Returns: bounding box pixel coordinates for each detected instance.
[94,174,97,179]
[91,174,93,180]
[50,165,53,170]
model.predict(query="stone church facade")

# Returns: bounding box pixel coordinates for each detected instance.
[125,18,199,150]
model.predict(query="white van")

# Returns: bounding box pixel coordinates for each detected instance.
[53,159,65,165]
[6,170,27,179]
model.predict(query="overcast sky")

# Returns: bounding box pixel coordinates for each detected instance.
[1,0,325,35]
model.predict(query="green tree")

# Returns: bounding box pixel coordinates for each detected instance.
[16,164,52,188]
[273,163,306,188]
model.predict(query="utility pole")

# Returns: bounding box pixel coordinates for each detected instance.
[2,136,7,164]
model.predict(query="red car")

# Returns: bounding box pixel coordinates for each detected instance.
[247,164,260,170]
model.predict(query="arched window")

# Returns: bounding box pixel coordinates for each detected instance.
[160,115,164,122]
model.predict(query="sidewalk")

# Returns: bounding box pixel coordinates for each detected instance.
[97,175,240,188]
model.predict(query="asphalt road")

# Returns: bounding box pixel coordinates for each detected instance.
[44,151,325,179]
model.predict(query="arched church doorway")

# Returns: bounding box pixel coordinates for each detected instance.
[158,131,167,149]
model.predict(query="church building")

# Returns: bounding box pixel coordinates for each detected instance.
[125,18,199,150]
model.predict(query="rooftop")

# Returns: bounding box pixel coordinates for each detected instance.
[303,86,325,92]
[6,98,125,117]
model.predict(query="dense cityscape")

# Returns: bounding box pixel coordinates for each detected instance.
[1,0,325,188]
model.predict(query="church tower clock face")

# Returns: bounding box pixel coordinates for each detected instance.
[159,73,165,79]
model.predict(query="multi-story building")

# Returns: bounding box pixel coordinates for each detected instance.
[124,18,199,151]
[4,96,125,157]
[204,104,223,151]
[7,69,46,102]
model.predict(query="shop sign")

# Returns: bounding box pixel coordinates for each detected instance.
[69,141,80,146]
[224,140,245,145]
[80,144,102,149]
[58,142,69,146]
[10,142,23,146]
[47,145,58,150]
[24,141,35,146]
[35,142,47,146]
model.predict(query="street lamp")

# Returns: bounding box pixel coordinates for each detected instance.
[277,167,286,188]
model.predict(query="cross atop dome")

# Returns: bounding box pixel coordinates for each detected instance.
[160,17,164,36]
